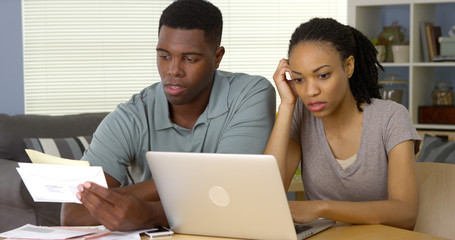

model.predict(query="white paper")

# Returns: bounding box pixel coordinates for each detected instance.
[96,230,142,240]
[0,224,163,240]
[17,163,108,204]
[0,224,97,239]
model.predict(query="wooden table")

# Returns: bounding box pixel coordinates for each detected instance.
[0,224,445,240]
[148,224,448,240]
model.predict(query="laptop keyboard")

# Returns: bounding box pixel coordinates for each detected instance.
[295,225,313,234]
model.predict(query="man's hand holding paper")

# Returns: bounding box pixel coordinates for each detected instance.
[16,149,108,204]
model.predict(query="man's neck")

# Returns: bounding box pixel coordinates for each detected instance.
[170,102,207,130]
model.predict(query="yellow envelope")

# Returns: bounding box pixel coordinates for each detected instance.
[25,149,90,166]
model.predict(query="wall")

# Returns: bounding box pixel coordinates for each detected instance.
[0,0,24,115]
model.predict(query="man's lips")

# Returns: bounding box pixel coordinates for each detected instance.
[165,84,185,95]
[307,101,326,112]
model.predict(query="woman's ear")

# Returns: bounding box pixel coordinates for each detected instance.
[345,55,355,78]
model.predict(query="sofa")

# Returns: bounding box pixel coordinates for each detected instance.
[0,112,109,232]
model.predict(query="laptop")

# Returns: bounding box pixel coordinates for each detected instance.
[146,151,335,240]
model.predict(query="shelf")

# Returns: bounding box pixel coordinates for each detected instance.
[380,63,410,67]
[379,63,455,67]
[350,0,455,130]
[415,124,455,131]
[412,62,455,67]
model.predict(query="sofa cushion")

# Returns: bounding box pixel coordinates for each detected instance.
[416,134,455,164]
[23,136,92,160]
[0,112,108,163]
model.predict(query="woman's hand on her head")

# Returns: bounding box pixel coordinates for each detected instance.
[273,59,297,105]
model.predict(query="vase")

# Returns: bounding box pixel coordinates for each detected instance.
[378,25,405,62]
[392,45,409,63]
[375,45,386,62]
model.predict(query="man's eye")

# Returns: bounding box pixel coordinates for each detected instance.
[184,56,197,63]
[159,55,170,60]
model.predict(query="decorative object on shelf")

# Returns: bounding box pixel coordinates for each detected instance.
[433,81,454,106]
[371,38,386,62]
[378,21,407,62]
[439,36,455,57]
[379,74,407,104]
[449,25,455,37]
[418,106,455,124]
[392,44,410,63]
[375,45,386,62]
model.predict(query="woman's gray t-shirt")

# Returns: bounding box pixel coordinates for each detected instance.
[290,98,421,201]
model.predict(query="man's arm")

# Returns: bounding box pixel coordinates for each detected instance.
[61,173,167,230]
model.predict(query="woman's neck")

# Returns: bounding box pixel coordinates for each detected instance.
[322,93,363,132]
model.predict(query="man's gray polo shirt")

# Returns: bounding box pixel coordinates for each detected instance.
[82,70,276,185]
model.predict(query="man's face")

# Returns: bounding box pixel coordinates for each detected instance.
[156,26,224,107]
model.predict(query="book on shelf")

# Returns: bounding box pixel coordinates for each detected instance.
[420,21,432,62]
[425,24,442,62]
[430,26,442,58]
[426,24,435,61]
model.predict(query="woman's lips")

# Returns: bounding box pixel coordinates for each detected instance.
[307,101,326,112]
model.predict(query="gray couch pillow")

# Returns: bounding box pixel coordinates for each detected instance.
[416,134,455,164]
[23,136,92,160]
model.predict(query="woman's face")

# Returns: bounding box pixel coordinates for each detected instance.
[288,41,354,119]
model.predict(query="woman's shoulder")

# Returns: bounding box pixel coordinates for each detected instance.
[365,98,412,127]
[367,98,408,114]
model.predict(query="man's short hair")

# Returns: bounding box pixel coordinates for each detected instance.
[159,0,223,47]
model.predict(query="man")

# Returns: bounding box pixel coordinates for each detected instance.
[61,0,276,231]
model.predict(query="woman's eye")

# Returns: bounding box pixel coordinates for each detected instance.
[294,78,304,83]
[319,72,330,80]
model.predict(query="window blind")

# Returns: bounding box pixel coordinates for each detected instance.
[213,0,347,109]
[23,0,347,115]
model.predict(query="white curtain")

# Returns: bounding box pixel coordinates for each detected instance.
[23,0,347,115]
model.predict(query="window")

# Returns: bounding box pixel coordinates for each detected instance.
[23,0,346,115]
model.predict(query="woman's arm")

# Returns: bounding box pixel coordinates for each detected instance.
[289,140,419,230]
[264,104,301,190]
[265,59,301,189]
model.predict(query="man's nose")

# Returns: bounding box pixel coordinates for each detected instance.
[168,58,184,77]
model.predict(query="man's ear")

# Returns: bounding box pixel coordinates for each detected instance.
[215,46,225,69]
[345,55,355,78]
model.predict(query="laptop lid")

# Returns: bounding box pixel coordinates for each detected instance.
[147,151,298,240]
[146,151,334,240]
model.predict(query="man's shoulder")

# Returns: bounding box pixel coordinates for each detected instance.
[120,82,162,108]
[108,82,162,121]
[218,70,273,89]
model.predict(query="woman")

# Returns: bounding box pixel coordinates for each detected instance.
[265,18,421,230]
